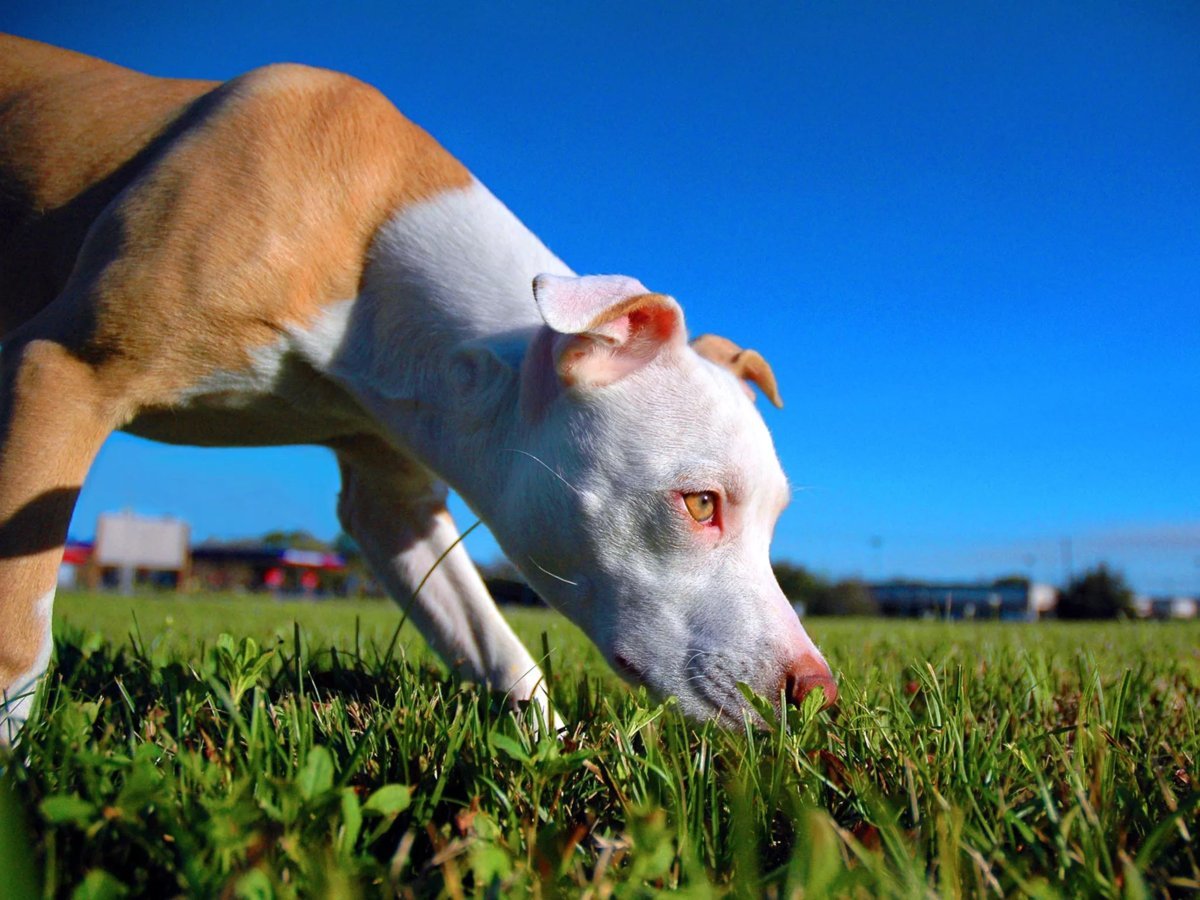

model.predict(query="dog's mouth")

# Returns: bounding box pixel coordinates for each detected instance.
[614,651,743,723]
[683,650,764,725]
[612,649,768,726]
[612,652,646,684]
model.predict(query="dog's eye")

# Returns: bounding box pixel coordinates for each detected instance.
[683,491,717,523]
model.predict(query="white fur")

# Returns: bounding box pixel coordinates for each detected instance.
[1,588,54,745]
[533,273,650,333]
[282,180,832,722]
[178,339,289,402]
[354,179,571,359]
[126,178,831,725]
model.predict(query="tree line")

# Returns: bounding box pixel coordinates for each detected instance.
[772,561,1135,619]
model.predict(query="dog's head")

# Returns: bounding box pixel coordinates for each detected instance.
[488,273,835,723]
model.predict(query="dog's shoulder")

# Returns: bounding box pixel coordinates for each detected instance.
[201,60,472,214]
[0,36,470,252]
[15,52,474,406]
[1,40,472,372]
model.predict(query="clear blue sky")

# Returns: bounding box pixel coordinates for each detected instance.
[5,2,1198,592]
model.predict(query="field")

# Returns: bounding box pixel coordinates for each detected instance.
[2,593,1197,897]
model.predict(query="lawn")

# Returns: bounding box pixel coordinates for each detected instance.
[2,592,1197,897]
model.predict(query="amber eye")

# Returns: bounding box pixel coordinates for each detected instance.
[683,491,718,523]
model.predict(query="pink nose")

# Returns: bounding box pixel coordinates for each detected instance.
[783,655,838,710]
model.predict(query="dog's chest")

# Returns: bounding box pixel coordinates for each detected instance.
[123,309,370,447]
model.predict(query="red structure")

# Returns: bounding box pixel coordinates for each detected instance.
[59,538,347,595]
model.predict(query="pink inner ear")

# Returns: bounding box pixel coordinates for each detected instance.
[587,315,631,346]
[554,303,683,388]
[554,334,642,387]
[529,273,687,394]
[629,304,681,345]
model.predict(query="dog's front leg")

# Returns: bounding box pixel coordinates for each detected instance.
[333,439,554,726]
[0,340,117,744]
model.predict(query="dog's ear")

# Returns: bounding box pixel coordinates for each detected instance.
[691,333,784,408]
[532,274,685,389]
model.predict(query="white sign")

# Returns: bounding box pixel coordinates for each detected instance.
[94,512,190,570]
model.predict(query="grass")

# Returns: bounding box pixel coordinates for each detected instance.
[2,592,1197,897]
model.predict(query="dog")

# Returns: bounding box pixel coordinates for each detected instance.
[0,34,835,740]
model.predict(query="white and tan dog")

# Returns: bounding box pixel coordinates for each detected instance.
[0,35,835,740]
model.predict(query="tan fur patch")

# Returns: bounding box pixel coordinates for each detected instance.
[691,333,784,408]
[0,35,218,336]
[0,341,113,685]
[0,34,472,411]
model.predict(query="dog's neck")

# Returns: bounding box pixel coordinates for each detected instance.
[368,178,571,342]
[303,179,572,518]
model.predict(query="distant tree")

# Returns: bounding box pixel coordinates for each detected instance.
[773,563,830,614]
[825,579,880,617]
[774,564,881,616]
[1057,565,1134,620]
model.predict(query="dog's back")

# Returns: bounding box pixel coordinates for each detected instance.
[0,33,476,382]
[0,34,216,337]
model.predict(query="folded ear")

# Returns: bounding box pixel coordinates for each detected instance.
[533,273,685,388]
[691,333,784,408]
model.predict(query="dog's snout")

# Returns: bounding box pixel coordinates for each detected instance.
[782,655,837,710]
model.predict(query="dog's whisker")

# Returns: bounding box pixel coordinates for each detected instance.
[683,647,737,669]
[526,556,579,588]
[500,448,583,496]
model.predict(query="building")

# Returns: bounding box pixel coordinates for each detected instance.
[1133,595,1199,620]
[61,537,350,594]
[189,541,346,595]
[869,581,1058,621]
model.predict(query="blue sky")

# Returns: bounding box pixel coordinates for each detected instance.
[5,2,1198,592]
